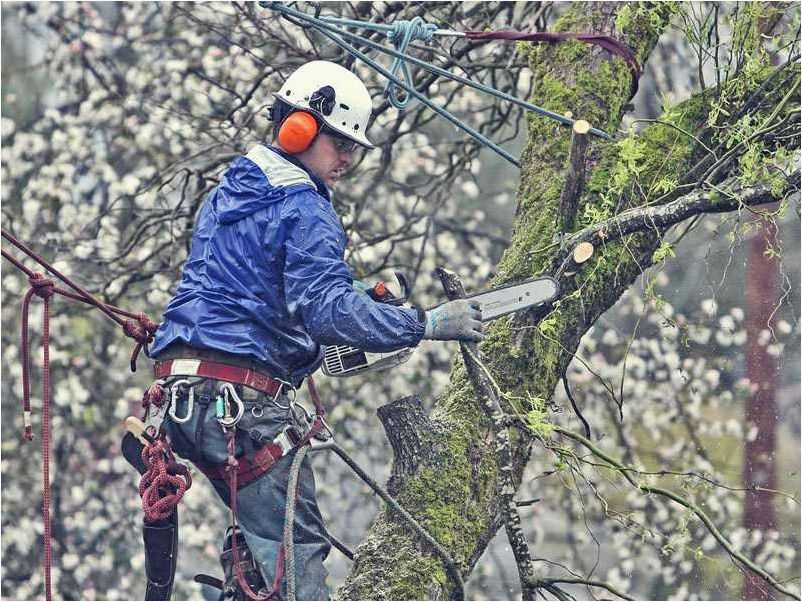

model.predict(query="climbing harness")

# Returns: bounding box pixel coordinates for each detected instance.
[1,229,163,601]
[261,3,642,166]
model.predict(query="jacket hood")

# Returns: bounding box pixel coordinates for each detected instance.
[215,145,329,224]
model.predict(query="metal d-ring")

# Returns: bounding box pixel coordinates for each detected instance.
[168,379,195,424]
[217,383,245,428]
[251,404,264,418]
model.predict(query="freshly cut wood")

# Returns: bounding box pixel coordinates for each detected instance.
[573,119,591,134]
[573,241,594,263]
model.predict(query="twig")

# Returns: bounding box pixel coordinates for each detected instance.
[535,577,635,601]
[553,426,802,601]
[562,374,591,439]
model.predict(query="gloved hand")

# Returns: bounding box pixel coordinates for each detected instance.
[423,299,484,343]
[353,279,371,294]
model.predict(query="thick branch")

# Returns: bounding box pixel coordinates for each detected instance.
[377,395,441,496]
[557,174,799,265]
[435,267,539,600]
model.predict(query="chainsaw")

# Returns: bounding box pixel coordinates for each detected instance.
[321,272,559,377]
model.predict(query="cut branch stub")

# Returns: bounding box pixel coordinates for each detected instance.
[377,395,442,496]
[573,119,591,135]
[572,241,595,264]
[558,120,591,232]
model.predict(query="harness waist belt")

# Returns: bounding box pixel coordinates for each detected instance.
[153,358,284,398]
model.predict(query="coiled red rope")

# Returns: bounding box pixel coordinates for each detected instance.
[139,439,192,524]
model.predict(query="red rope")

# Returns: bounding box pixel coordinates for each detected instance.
[19,274,56,600]
[1,230,159,372]
[139,439,192,524]
[2,230,163,600]
[226,430,281,600]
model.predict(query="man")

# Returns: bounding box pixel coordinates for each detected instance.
[144,60,483,600]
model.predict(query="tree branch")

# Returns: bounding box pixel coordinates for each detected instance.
[435,266,540,600]
[558,173,799,265]
[552,426,802,601]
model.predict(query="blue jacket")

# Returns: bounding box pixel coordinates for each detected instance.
[150,145,426,382]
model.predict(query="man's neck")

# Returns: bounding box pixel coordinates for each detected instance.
[269,145,330,201]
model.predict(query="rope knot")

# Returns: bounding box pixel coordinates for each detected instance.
[29,273,55,300]
[142,382,166,409]
[123,312,158,344]
[389,17,437,45]
[384,17,438,109]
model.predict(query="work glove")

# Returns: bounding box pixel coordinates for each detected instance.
[423,299,484,343]
[353,279,371,294]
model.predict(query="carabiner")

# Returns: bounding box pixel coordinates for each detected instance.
[218,383,245,429]
[270,379,296,409]
[168,379,195,424]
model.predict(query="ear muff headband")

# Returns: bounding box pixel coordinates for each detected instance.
[277,111,319,154]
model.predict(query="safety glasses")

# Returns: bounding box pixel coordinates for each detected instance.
[325,129,359,154]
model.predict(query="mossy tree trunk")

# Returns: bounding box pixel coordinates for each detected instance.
[339,2,799,599]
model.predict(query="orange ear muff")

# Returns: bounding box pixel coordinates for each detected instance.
[277,111,319,154]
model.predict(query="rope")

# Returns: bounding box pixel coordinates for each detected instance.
[283,445,310,601]
[20,273,56,601]
[225,430,279,601]
[3,229,165,599]
[308,16,612,139]
[139,439,192,523]
[384,17,437,108]
[326,442,466,600]
[264,2,523,167]
[262,2,624,153]
[2,229,159,372]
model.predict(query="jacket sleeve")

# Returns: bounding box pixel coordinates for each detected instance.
[280,192,426,352]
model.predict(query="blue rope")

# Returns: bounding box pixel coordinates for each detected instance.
[266,2,523,167]
[384,18,438,108]
[283,9,612,141]
[260,3,615,166]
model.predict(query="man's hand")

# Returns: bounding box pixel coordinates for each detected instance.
[423,300,484,343]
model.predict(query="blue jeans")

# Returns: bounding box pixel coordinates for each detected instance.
[164,378,331,600]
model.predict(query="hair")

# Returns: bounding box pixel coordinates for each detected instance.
[270,99,293,141]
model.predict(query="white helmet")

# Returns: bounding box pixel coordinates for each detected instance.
[274,60,375,149]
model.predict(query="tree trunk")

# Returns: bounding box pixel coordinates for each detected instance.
[742,223,780,601]
[339,2,798,598]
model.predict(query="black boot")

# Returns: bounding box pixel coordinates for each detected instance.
[219,526,266,600]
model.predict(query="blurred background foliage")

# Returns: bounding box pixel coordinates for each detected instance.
[1,2,799,600]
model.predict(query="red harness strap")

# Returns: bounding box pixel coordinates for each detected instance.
[196,440,287,489]
[153,358,284,399]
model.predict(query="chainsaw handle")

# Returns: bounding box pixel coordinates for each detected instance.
[385,271,410,306]
[369,271,411,306]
